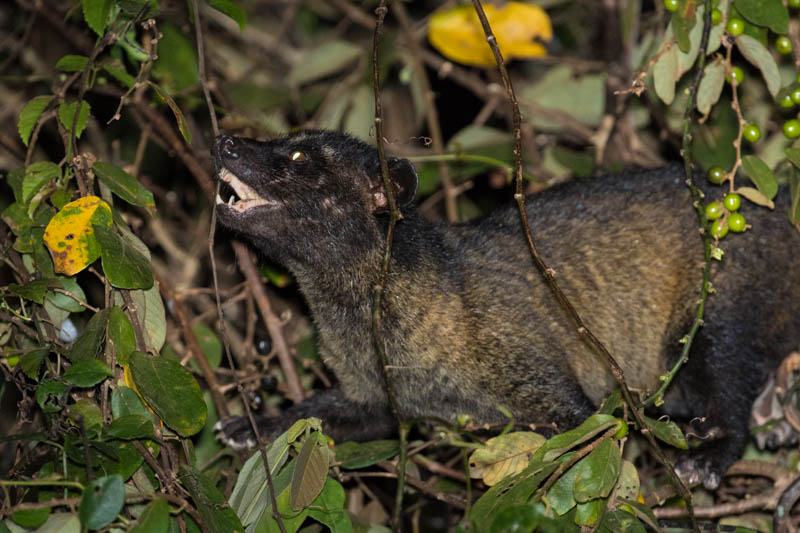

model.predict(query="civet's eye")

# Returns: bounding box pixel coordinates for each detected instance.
[290,151,307,162]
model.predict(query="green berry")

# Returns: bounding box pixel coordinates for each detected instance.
[707,166,727,185]
[711,219,729,239]
[664,0,680,12]
[777,36,793,55]
[723,193,741,212]
[726,18,745,36]
[779,91,795,109]
[790,0,800,9]
[728,212,746,232]
[742,123,761,143]
[784,119,800,139]
[706,201,724,220]
[711,8,723,25]
[727,66,744,84]
[790,86,800,104]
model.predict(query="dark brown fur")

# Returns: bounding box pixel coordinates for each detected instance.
[212,130,800,488]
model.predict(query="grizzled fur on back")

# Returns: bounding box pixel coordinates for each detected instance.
[212,130,800,488]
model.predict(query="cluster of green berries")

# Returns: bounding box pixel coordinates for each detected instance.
[705,166,747,239]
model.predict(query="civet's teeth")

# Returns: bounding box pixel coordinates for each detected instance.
[215,193,223,204]
[228,195,235,206]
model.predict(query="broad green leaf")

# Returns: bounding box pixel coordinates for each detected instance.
[573,438,620,502]
[288,41,362,86]
[64,360,113,387]
[8,279,50,304]
[92,162,155,210]
[78,475,124,530]
[786,147,800,169]
[617,499,662,532]
[111,386,150,418]
[114,285,166,352]
[179,465,244,533]
[93,224,154,289]
[18,95,53,147]
[11,508,50,528]
[37,381,67,413]
[68,308,110,362]
[697,59,725,116]
[653,44,678,105]
[68,398,104,433]
[209,0,247,30]
[129,498,169,533]
[46,276,87,313]
[82,0,112,35]
[643,416,688,449]
[736,34,780,98]
[56,55,89,72]
[44,196,112,275]
[469,431,546,486]
[741,154,778,200]
[533,414,617,462]
[670,5,696,53]
[598,509,646,532]
[129,351,207,436]
[291,433,330,510]
[521,66,606,130]
[307,478,352,533]
[106,415,154,440]
[737,186,774,208]
[22,162,60,205]
[335,440,399,469]
[615,460,640,502]
[489,504,539,533]
[31,513,80,533]
[734,0,789,34]
[575,498,604,527]
[19,349,48,381]
[58,101,91,139]
[191,324,221,371]
[547,453,580,516]
[152,24,198,92]
[101,59,135,88]
[107,306,136,364]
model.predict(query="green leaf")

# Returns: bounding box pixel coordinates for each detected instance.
[92,162,155,210]
[533,414,618,462]
[107,306,136,364]
[46,276,88,313]
[68,308,110,362]
[111,386,150,418]
[288,40,362,86]
[787,147,800,169]
[653,44,678,105]
[572,438,621,502]
[670,7,695,53]
[209,0,247,30]
[22,162,60,206]
[734,0,789,34]
[547,453,580,516]
[737,186,774,209]
[93,224,154,289]
[307,478,352,533]
[129,351,207,437]
[574,498,604,527]
[8,279,50,304]
[78,475,124,530]
[489,504,539,533]
[115,285,166,352]
[335,440,399,469]
[106,415,154,440]
[190,324,221,371]
[58,101,91,139]
[741,154,778,200]
[152,24,199,92]
[789,165,800,226]
[37,381,68,413]
[520,66,606,130]
[68,398,104,433]
[56,55,90,72]
[597,509,645,533]
[129,498,169,533]
[617,498,662,532]
[64,360,113,387]
[101,59,135,88]
[291,433,330,510]
[82,0,112,35]
[28,514,80,532]
[11,507,51,528]
[178,465,244,533]
[644,416,688,449]
[736,34,780,98]
[18,96,53,147]
[696,59,725,116]
[19,348,49,381]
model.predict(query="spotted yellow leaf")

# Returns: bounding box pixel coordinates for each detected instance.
[428,2,552,68]
[43,195,112,275]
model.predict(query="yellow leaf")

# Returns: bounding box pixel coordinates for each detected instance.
[469,431,546,485]
[428,2,552,67]
[43,195,112,276]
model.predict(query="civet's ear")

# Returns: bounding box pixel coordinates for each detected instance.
[369,157,419,214]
